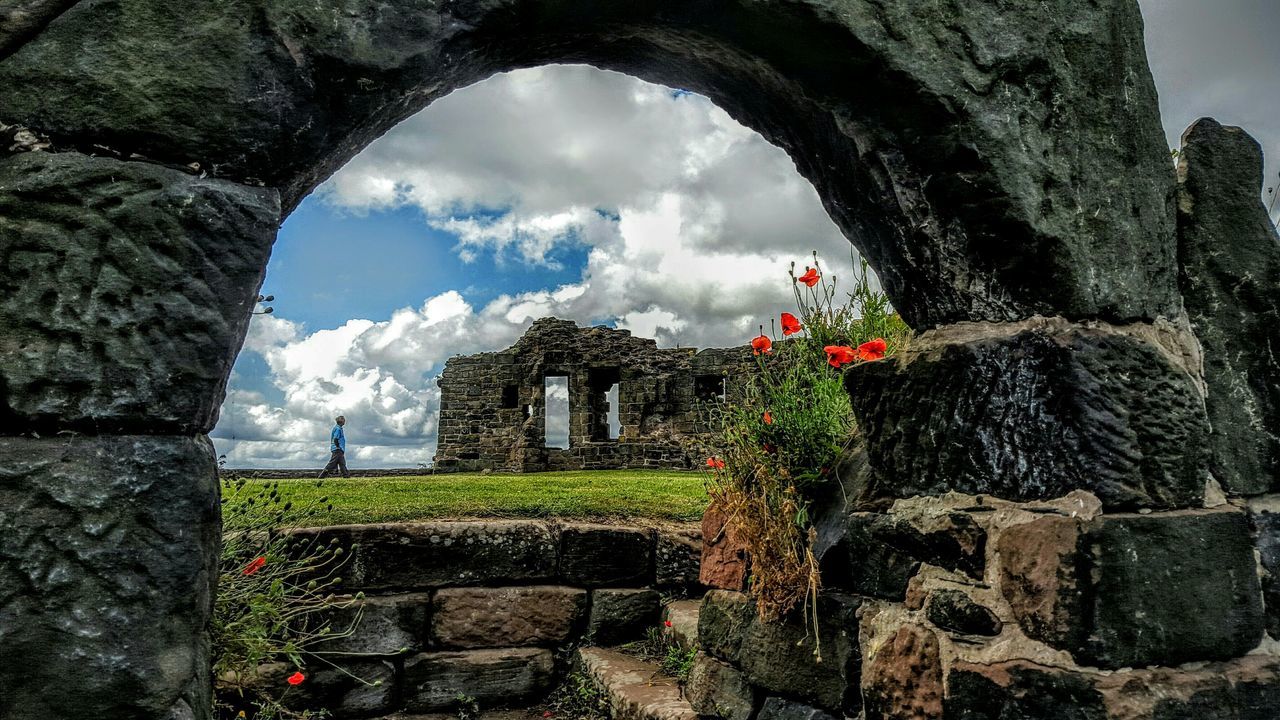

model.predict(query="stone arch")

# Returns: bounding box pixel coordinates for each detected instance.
[0,2,1217,719]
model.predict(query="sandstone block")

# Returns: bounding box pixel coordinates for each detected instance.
[561,523,654,587]
[847,324,1208,511]
[0,435,219,719]
[998,508,1264,668]
[655,527,702,588]
[312,592,431,656]
[662,599,701,652]
[861,622,943,720]
[587,588,661,646]
[0,151,278,434]
[432,586,586,648]
[697,591,755,665]
[685,652,754,720]
[402,648,555,712]
[700,501,749,591]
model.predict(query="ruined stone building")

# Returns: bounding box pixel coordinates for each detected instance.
[432,318,755,472]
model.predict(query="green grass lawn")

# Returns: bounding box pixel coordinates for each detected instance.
[227,469,710,526]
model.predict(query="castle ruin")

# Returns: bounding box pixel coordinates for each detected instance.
[432,318,755,472]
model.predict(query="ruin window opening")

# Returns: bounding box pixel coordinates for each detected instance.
[587,367,622,442]
[501,384,519,409]
[544,375,570,449]
[695,374,727,403]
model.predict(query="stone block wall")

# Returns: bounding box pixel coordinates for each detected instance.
[433,318,757,473]
[265,520,702,718]
[696,491,1280,720]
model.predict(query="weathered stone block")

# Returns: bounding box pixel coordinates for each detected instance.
[655,527,701,588]
[1252,502,1280,639]
[700,500,749,591]
[587,588,661,646]
[299,521,558,591]
[685,652,754,720]
[847,322,1208,511]
[0,151,279,434]
[432,586,586,648]
[861,621,943,720]
[946,655,1280,720]
[819,513,920,600]
[312,592,431,656]
[662,599,701,652]
[758,697,838,720]
[402,648,556,712]
[262,659,397,719]
[998,508,1264,669]
[697,590,755,665]
[924,589,1001,637]
[1177,118,1280,496]
[945,660,1106,720]
[0,435,219,720]
[736,594,862,713]
[560,523,653,587]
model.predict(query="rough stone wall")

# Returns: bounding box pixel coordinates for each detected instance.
[691,120,1280,719]
[433,318,755,472]
[263,520,702,718]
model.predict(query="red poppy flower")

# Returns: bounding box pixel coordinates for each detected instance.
[780,312,803,336]
[242,556,266,576]
[798,267,820,287]
[543,712,555,718]
[855,338,888,361]
[763,411,773,425]
[824,345,857,368]
[751,334,772,355]
[287,671,305,686]
[763,443,777,454]
[664,620,673,628]
[706,457,725,470]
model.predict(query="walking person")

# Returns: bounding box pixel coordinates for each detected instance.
[318,415,351,478]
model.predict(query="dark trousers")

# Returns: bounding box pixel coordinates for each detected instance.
[319,449,349,478]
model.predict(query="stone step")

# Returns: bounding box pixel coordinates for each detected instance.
[577,647,697,720]
[662,599,701,651]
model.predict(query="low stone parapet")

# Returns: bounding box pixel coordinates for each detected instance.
[275,519,702,718]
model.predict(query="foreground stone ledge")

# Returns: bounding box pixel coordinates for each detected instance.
[402,648,555,712]
[432,586,587,649]
[295,521,560,591]
[560,523,655,587]
[0,150,279,434]
[998,506,1264,669]
[577,646,697,720]
[846,322,1208,511]
[0,434,219,719]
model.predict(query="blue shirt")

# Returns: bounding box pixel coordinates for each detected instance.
[331,425,346,452]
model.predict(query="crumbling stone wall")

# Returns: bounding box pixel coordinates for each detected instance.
[433,318,755,472]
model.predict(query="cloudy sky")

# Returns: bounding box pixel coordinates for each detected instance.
[212,1,1280,468]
